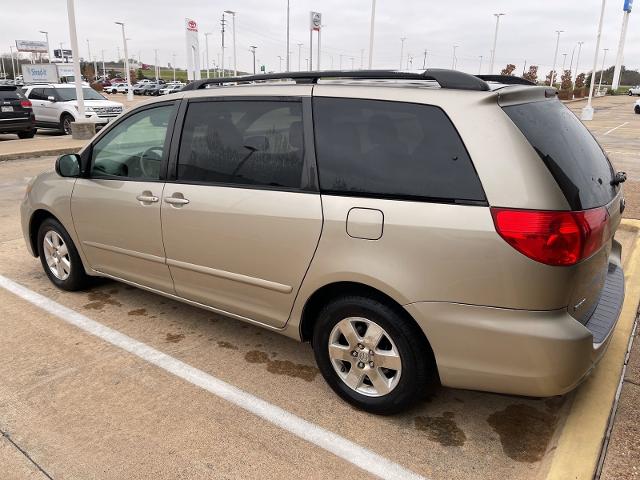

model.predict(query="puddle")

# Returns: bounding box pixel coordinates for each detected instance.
[128,308,147,316]
[245,350,319,382]
[83,290,122,311]
[165,333,185,343]
[217,341,238,350]
[414,411,466,447]
[487,403,558,463]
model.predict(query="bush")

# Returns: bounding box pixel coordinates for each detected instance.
[575,73,586,89]
[522,65,538,83]
[500,64,516,76]
[91,82,104,92]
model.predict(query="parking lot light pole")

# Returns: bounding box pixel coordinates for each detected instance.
[115,22,133,101]
[582,0,606,121]
[39,31,50,63]
[489,13,505,74]
[249,46,257,74]
[550,30,563,86]
[297,43,303,71]
[9,46,16,80]
[225,11,237,76]
[101,50,106,79]
[574,41,584,80]
[399,37,406,70]
[598,48,609,93]
[172,53,176,82]
[452,45,458,70]
[204,32,211,78]
[368,0,376,69]
[286,0,290,71]
[66,0,85,118]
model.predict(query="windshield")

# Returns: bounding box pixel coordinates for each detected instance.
[57,88,105,101]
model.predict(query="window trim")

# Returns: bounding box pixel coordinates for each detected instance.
[166,95,319,193]
[310,96,488,207]
[82,100,180,182]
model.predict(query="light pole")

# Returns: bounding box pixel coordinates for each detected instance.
[115,22,133,101]
[550,30,563,86]
[368,0,376,69]
[220,13,226,77]
[67,0,86,120]
[452,45,458,70]
[598,48,609,93]
[478,55,483,74]
[9,46,16,80]
[204,32,211,78]
[582,0,606,120]
[249,46,257,74]
[40,31,50,63]
[278,55,283,72]
[489,13,505,74]
[399,37,406,70]
[574,41,584,80]
[286,0,290,71]
[101,49,106,79]
[224,10,237,76]
[562,53,568,72]
[172,53,176,82]
[297,43,303,71]
[154,49,159,80]
[612,2,632,90]
[422,49,428,69]
[339,54,343,70]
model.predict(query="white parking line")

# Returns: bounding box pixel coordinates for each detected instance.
[603,122,629,135]
[0,274,426,480]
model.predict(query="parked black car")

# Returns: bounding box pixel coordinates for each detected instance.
[0,86,36,139]
[144,84,163,96]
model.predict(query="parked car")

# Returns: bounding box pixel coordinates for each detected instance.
[22,83,124,135]
[105,83,131,94]
[635,99,640,114]
[0,85,36,138]
[159,84,183,95]
[627,85,640,96]
[141,83,162,95]
[21,70,627,414]
[110,78,126,84]
[132,83,148,95]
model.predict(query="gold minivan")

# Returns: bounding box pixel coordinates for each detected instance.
[21,70,626,414]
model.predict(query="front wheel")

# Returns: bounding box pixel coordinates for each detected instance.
[312,295,435,415]
[37,218,89,291]
[18,129,36,139]
[635,106,640,114]
[60,113,74,135]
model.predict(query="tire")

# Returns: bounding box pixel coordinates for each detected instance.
[635,106,640,114]
[629,91,633,96]
[17,129,36,139]
[312,295,435,415]
[37,217,89,291]
[60,113,74,135]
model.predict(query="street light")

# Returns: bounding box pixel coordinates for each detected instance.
[368,0,376,69]
[478,55,483,74]
[297,43,303,71]
[172,53,176,82]
[224,10,237,76]
[574,41,584,80]
[278,55,283,72]
[562,53,568,72]
[9,46,16,80]
[399,37,406,70]
[204,32,211,78]
[67,0,86,121]
[249,46,257,74]
[452,45,459,70]
[598,48,609,94]
[115,21,133,101]
[489,13,505,74]
[286,0,290,71]
[550,30,564,86]
[39,31,50,63]
[582,0,607,120]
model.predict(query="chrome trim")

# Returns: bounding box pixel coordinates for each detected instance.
[166,258,293,294]
[91,269,287,332]
[82,241,165,264]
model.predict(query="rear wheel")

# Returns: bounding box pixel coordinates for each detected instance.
[312,295,435,415]
[60,113,74,135]
[37,218,89,291]
[635,105,640,114]
[17,129,36,139]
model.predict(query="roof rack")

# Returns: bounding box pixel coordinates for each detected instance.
[181,69,491,92]
[475,75,536,86]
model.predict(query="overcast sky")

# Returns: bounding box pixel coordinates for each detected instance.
[2,0,638,76]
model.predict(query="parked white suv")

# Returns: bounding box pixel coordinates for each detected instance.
[628,85,640,96]
[22,84,124,134]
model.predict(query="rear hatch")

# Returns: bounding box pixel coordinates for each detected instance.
[501,96,624,328]
[0,86,32,125]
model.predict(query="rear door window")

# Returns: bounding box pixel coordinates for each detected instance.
[0,88,23,101]
[503,100,616,210]
[312,97,486,203]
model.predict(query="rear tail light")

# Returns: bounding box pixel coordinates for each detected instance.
[491,207,609,266]
[20,100,32,108]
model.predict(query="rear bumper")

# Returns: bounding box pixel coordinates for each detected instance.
[0,118,33,133]
[404,262,624,397]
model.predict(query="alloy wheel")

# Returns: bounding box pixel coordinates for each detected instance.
[43,230,71,280]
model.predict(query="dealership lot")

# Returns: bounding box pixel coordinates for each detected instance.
[0,94,639,480]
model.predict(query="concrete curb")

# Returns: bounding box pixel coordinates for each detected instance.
[0,146,83,162]
[545,219,640,480]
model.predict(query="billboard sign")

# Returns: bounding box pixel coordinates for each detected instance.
[22,64,59,83]
[624,0,633,11]
[310,12,322,31]
[185,18,201,81]
[15,40,48,53]
[56,64,75,79]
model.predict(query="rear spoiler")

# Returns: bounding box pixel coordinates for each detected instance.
[495,86,558,107]
[476,75,536,86]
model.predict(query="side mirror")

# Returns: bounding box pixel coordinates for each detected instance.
[47,95,56,102]
[55,154,81,178]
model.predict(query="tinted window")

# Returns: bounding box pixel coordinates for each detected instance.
[504,100,616,210]
[0,88,23,100]
[312,98,485,203]
[28,88,45,100]
[56,87,105,101]
[43,88,57,100]
[177,101,304,189]
[91,105,174,180]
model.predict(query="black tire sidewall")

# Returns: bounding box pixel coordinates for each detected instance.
[312,296,431,415]
[37,218,88,291]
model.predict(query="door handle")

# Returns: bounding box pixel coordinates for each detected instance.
[136,194,159,203]
[164,196,190,206]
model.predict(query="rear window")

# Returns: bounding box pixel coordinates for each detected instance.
[312,98,486,204]
[0,88,24,100]
[503,100,616,210]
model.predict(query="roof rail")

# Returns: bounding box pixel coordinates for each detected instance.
[475,75,536,86]
[181,69,491,92]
